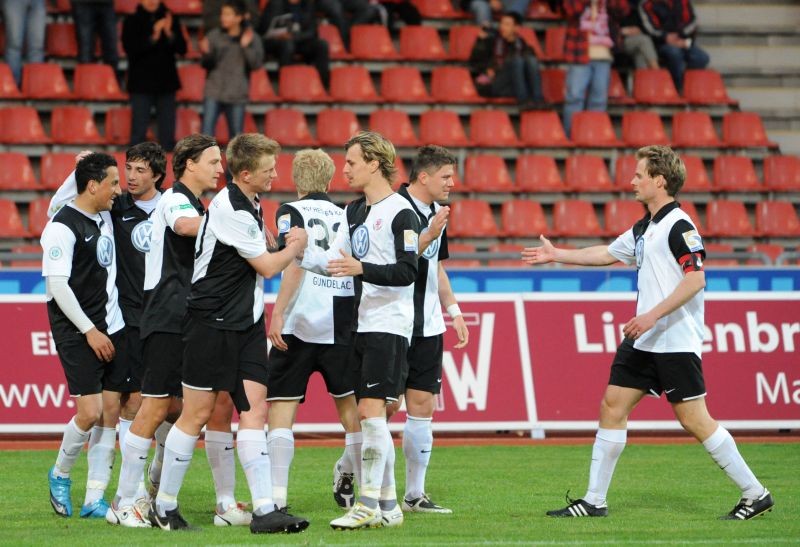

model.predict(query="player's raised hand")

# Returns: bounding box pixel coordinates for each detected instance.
[267,313,288,351]
[85,327,115,363]
[428,206,450,238]
[521,234,556,265]
[74,150,92,165]
[452,314,469,349]
[328,249,363,277]
[285,226,308,256]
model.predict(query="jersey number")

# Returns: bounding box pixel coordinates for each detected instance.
[307,218,340,251]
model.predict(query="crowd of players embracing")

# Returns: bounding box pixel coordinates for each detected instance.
[41,131,774,535]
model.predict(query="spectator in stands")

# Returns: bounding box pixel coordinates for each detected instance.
[379,0,422,35]
[562,0,630,135]
[619,0,658,69]
[201,0,264,137]
[639,0,709,91]
[469,11,545,110]
[258,0,330,88]
[464,0,531,28]
[317,0,381,48]
[2,0,46,86]
[202,0,260,32]
[72,0,120,75]
[122,0,187,151]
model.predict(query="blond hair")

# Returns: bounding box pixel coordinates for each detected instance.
[345,131,397,183]
[227,133,281,177]
[293,149,335,194]
[636,145,686,196]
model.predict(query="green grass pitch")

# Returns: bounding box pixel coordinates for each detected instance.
[1,442,797,545]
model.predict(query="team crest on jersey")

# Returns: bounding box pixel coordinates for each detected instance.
[373,218,384,231]
[96,235,114,267]
[277,214,291,234]
[248,223,260,239]
[49,246,63,260]
[352,225,370,259]
[420,227,439,259]
[131,220,153,252]
[682,229,703,252]
[634,236,644,269]
[404,230,419,252]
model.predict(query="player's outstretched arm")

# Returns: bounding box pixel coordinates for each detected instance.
[268,260,303,351]
[46,151,95,218]
[248,227,308,278]
[300,222,351,276]
[623,270,706,340]
[522,235,618,267]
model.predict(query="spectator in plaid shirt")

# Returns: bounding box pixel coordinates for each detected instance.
[562,0,630,135]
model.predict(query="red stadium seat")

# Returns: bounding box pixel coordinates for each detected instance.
[115,0,140,14]
[21,63,72,99]
[163,0,202,15]
[763,155,800,192]
[470,110,519,147]
[249,68,278,102]
[214,111,258,145]
[327,153,350,192]
[614,155,637,189]
[349,25,399,60]
[683,69,736,106]
[264,109,317,146]
[413,0,467,19]
[73,63,126,100]
[704,242,738,267]
[40,153,76,189]
[45,22,78,57]
[105,107,133,145]
[0,199,28,238]
[369,110,419,147]
[180,23,200,60]
[541,68,565,104]
[463,155,513,192]
[516,154,566,192]
[446,242,480,268]
[399,26,447,60]
[316,109,360,146]
[0,153,38,190]
[28,197,51,237]
[394,156,409,185]
[10,245,43,268]
[260,198,281,236]
[519,111,571,147]
[552,199,603,237]
[447,199,500,237]
[722,112,777,148]
[175,64,205,102]
[570,111,622,147]
[543,26,565,61]
[604,200,647,235]
[174,107,201,140]
[679,200,704,232]
[381,67,430,103]
[430,66,482,104]
[517,27,545,59]
[608,70,633,105]
[705,200,755,237]
[487,243,525,267]
[633,68,684,105]
[51,106,103,144]
[419,111,470,147]
[564,155,613,192]
[318,23,350,60]
[330,66,380,103]
[501,200,548,237]
[622,111,670,147]
[713,156,761,192]
[269,154,296,193]
[680,155,713,192]
[448,25,480,61]
[746,243,785,266]
[755,201,800,237]
[0,63,21,98]
[671,112,723,148]
[0,107,49,144]
[279,65,330,103]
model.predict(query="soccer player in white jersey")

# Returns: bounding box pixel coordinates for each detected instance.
[299,131,422,530]
[385,145,469,515]
[151,133,310,534]
[523,145,773,521]
[42,153,124,519]
[266,149,360,510]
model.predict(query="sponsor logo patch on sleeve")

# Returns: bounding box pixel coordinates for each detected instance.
[682,229,703,252]
[403,230,418,252]
[277,214,291,234]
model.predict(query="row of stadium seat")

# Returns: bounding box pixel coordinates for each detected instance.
[0,104,777,151]
[2,197,797,240]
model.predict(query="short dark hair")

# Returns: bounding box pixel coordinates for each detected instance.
[75,153,117,194]
[126,142,167,190]
[172,133,218,180]
[501,10,523,25]
[222,0,246,15]
[409,145,457,183]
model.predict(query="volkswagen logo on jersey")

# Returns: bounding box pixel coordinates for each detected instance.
[421,227,439,259]
[635,236,645,269]
[131,220,153,253]
[96,235,114,267]
[352,225,370,259]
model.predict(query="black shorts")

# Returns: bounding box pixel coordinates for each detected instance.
[55,329,130,396]
[404,334,444,394]
[350,332,408,402]
[608,339,706,403]
[117,325,144,393]
[141,332,184,398]
[182,313,269,413]
[267,336,355,402]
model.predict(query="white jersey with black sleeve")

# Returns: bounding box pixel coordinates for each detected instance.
[187,183,268,330]
[608,201,706,356]
[276,193,355,345]
[300,192,421,341]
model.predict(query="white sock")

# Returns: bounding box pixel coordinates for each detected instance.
[703,426,764,499]
[379,425,397,511]
[155,425,198,515]
[54,417,90,478]
[205,430,236,510]
[403,415,433,500]
[267,428,294,509]
[150,420,173,485]
[118,418,132,453]
[237,428,274,516]
[85,426,116,505]
[359,417,389,507]
[584,428,627,507]
[117,432,151,507]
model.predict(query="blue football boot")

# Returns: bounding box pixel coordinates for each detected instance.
[48,466,73,517]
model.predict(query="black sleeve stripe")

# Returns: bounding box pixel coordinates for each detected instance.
[275,204,304,249]
[668,218,705,264]
[438,227,449,261]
